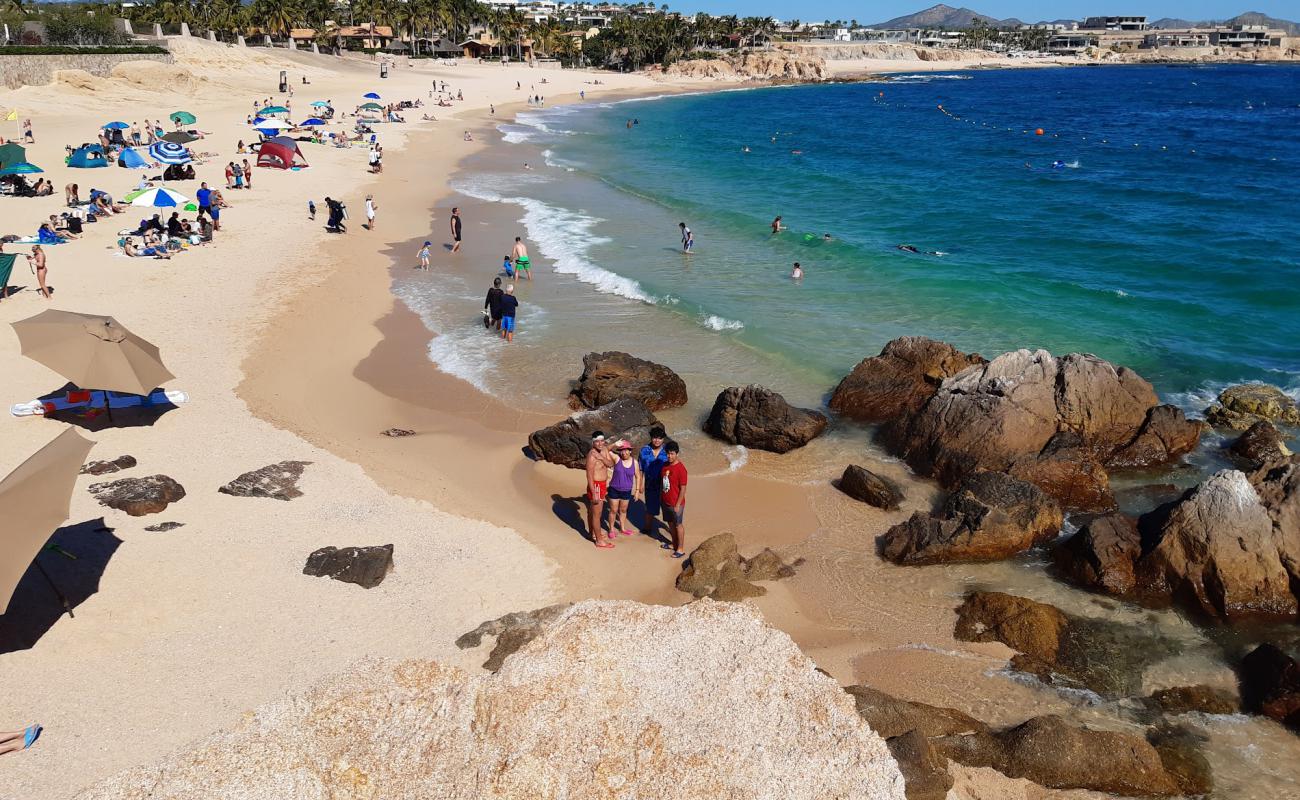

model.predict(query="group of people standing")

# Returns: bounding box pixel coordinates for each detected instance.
[584,427,688,557]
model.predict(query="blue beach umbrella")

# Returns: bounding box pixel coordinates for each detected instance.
[117,148,149,169]
[363,92,381,100]
[0,161,43,175]
[310,101,330,107]
[103,121,130,130]
[298,118,326,126]
[130,187,189,208]
[148,141,190,165]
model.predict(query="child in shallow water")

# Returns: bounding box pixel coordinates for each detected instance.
[502,255,514,278]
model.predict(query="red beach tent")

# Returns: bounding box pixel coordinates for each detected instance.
[255,139,308,170]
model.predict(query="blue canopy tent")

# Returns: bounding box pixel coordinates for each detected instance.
[117,147,149,169]
[68,144,108,169]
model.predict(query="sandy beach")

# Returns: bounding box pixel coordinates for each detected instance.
[3,38,1297,799]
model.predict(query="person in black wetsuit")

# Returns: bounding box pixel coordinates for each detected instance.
[484,277,504,331]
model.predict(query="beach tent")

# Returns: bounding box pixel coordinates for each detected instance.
[68,145,107,169]
[117,147,148,169]
[256,139,308,170]
[0,142,26,169]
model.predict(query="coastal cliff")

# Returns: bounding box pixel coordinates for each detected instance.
[665,47,829,81]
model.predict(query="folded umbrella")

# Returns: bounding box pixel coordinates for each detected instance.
[11,310,175,397]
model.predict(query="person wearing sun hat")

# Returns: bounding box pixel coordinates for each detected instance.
[606,439,643,539]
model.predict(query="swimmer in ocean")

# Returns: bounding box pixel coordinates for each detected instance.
[771,216,785,234]
[791,262,803,280]
[898,244,920,254]
[897,244,943,256]
[822,233,832,241]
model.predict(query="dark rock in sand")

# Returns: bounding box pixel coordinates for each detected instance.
[455,603,572,672]
[219,461,311,501]
[143,521,185,532]
[568,351,687,412]
[837,465,903,510]
[88,475,186,516]
[1231,420,1292,466]
[1146,722,1214,796]
[302,544,394,590]
[1146,685,1240,716]
[880,472,1061,565]
[1238,643,1300,730]
[953,591,1158,698]
[80,455,137,476]
[675,532,796,601]
[527,398,660,470]
[843,685,987,739]
[1053,513,1142,597]
[381,428,416,438]
[1137,469,1298,621]
[885,729,953,800]
[704,385,827,453]
[828,336,985,423]
[1205,383,1300,430]
[934,714,1184,796]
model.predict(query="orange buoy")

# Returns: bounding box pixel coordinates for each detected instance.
[1035,128,1045,136]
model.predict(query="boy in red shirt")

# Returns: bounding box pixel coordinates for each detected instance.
[661,440,688,558]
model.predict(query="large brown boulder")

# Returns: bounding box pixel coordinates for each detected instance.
[1007,450,1116,512]
[1231,420,1293,466]
[1053,513,1142,596]
[829,337,984,423]
[837,465,903,510]
[885,730,953,800]
[1205,383,1300,430]
[1110,404,1207,467]
[1238,643,1300,730]
[219,461,310,501]
[843,685,987,739]
[675,532,796,601]
[1145,685,1240,716]
[704,385,827,454]
[302,544,394,589]
[1138,470,1299,620]
[1249,454,1300,540]
[567,351,687,412]
[934,715,1184,796]
[527,398,660,469]
[880,472,1061,564]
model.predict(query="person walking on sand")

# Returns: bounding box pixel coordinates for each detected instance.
[638,427,668,536]
[585,432,616,548]
[26,246,50,300]
[224,162,234,189]
[607,440,642,538]
[660,440,688,557]
[365,195,378,230]
[418,240,431,270]
[449,207,463,253]
[498,284,519,342]
[242,159,253,189]
[679,222,693,253]
[21,118,33,144]
[510,237,531,280]
[0,724,42,755]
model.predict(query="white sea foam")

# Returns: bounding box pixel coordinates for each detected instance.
[702,314,744,331]
[392,276,498,394]
[885,73,972,83]
[723,445,749,471]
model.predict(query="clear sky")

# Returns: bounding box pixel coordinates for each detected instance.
[683,2,1300,24]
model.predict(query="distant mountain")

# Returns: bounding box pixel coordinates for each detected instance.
[871,4,1017,30]
[1149,18,1196,28]
[1150,11,1298,35]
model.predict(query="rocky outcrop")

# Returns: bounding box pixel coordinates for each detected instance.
[1053,513,1142,596]
[1006,449,1116,512]
[1231,420,1292,466]
[704,385,827,453]
[933,715,1186,796]
[836,465,903,510]
[143,521,184,532]
[1205,383,1300,430]
[1238,643,1300,730]
[1110,403,1208,468]
[219,461,310,501]
[885,730,952,800]
[829,337,984,423]
[953,591,1159,697]
[1146,722,1214,797]
[880,472,1061,565]
[844,685,987,739]
[568,351,687,412]
[1145,685,1240,716]
[1250,455,1300,545]
[456,604,573,672]
[381,427,415,437]
[88,475,186,516]
[80,455,137,475]
[527,398,660,469]
[675,532,797,601]
[664,49,828,82]
[79,600,908,800]
[302,544,394,589]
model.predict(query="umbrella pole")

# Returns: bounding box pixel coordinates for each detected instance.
[33,560,74,619]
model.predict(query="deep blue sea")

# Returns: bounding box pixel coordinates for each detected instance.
[476,64,1300,410]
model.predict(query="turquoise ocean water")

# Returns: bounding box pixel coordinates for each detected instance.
[473,65,1300,410]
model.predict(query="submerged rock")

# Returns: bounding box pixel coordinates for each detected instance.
[675,532,797,601]
[80,455,137,476]
[1205,383,1300,430]
[829,336,985,423]
[527,398,660,469]
[836,464,904,510]
[1145,685,1240,716]
[704,385,828,453]
[302,544,393,589]
[568,351,687,412]
[1238,643,1300,730]
[885,730,952,800]
[843,685,987,739]
[880,472,1062,565]
[1146,722,1214,796]
[88,475,185,516]
[1053,513,1142,596]
[219,461,311,501]
[78,600,908,800]
[1230,420,1292,466]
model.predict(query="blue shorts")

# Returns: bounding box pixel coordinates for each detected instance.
[501,315,515,332]
[663,503,685,524]
[642,491,661,516]
[607,487,631,501]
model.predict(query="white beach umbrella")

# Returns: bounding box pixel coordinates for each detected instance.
[251,118,292,131]
[130,187,190,208]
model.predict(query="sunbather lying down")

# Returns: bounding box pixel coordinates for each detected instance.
[120,237,171,259]
[0,724,41,756]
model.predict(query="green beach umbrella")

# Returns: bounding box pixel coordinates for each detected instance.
[169,111,196,125]
[0,161,43,176]
[259,105,290,115]
[359,102,384,112]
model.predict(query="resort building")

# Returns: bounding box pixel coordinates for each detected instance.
[1082,16,1149,31]
[1210,25,1285,48]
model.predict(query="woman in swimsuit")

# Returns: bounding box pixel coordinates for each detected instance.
[606,440,643,538]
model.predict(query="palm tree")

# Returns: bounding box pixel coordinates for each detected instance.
[251,0,297,39]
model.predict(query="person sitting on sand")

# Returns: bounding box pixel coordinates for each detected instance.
[0,724,42,756]
[120,236,170,259]
[65,183,79,206]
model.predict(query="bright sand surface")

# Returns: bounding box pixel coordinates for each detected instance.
[2,40,1130,799]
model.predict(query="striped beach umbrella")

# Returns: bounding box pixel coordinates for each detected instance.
[130,187,189,208]
[0,161,43,175]
[148,141,190,165]
[169,111,196,125]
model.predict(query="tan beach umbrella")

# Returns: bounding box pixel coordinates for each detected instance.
[0,428,95,613]
[11,310,174,396]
